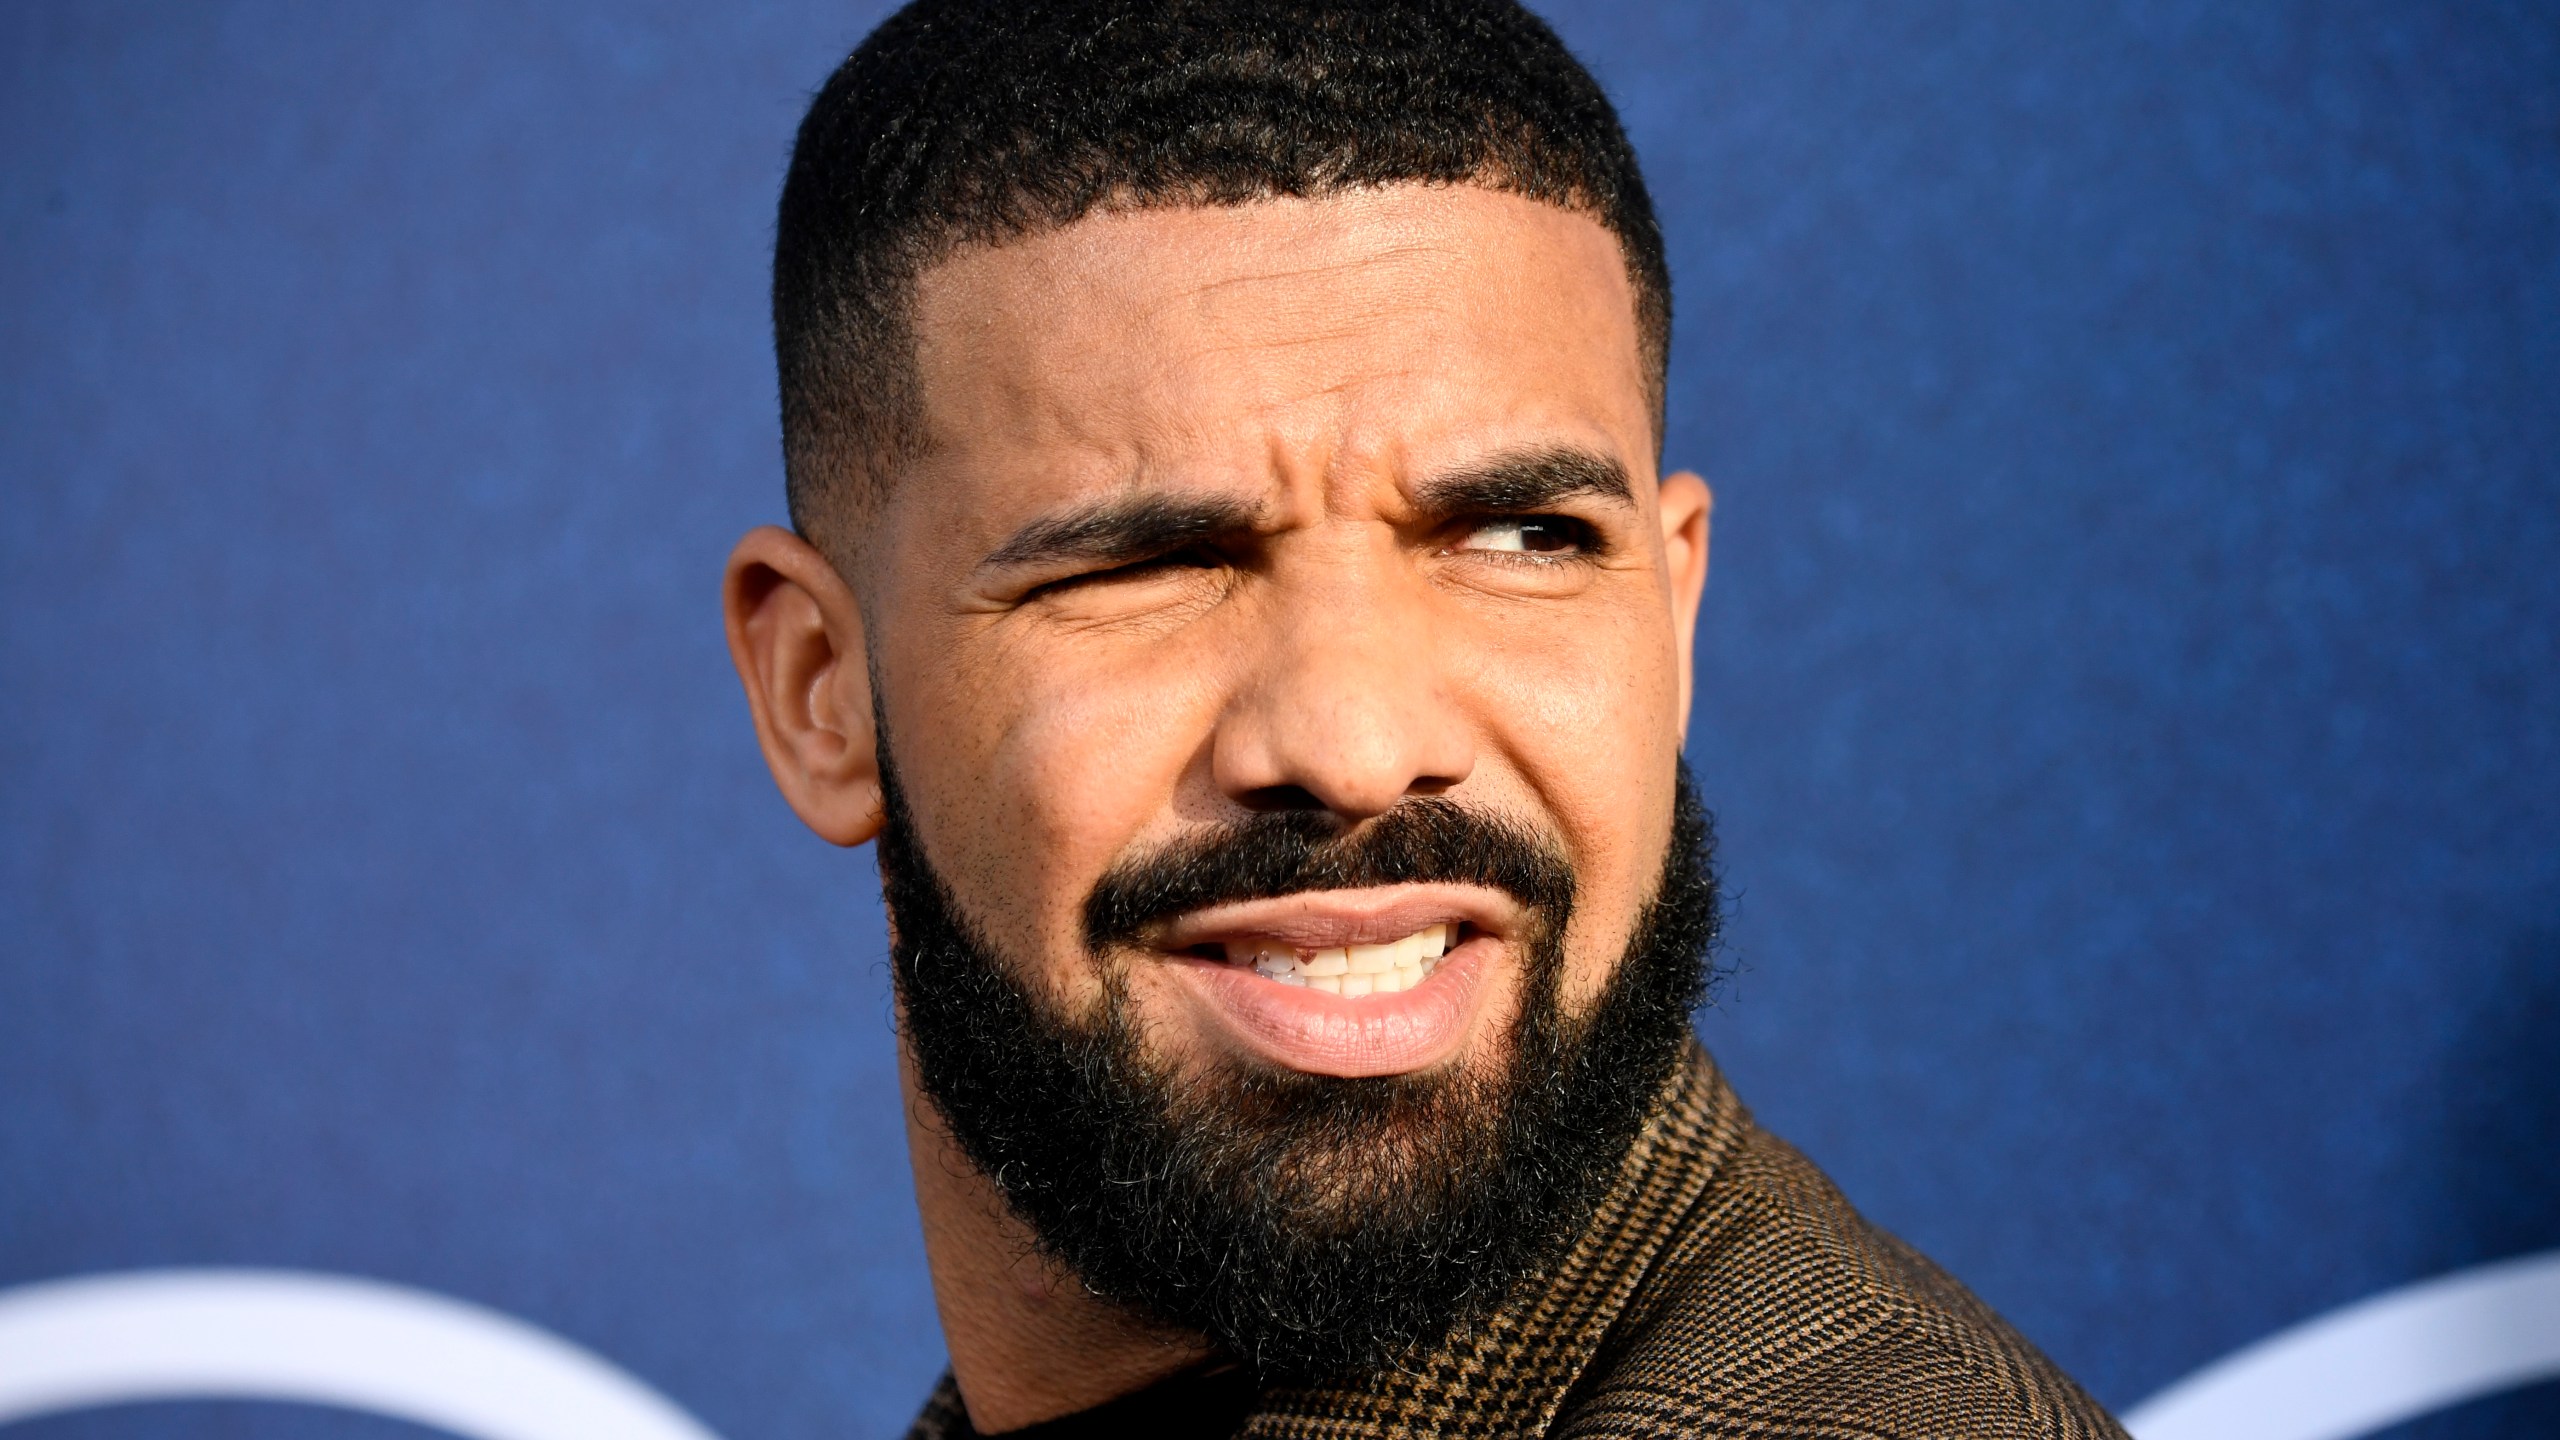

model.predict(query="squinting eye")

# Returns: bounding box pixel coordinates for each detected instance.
[1459,517,1588,556]
[1032,544,1223,596]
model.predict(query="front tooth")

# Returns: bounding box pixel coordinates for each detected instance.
[1420,924,1449,958]
[1346,942,1398,975]
[1302,949,1350,977]
[1339,973,1375,998]
[1306,972,1344,995]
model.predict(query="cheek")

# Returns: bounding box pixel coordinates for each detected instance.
[1459,596,1684,1003]
[1469,590,1682,804]
[889,621,1231,964]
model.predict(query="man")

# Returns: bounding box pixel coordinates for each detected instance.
[723,2,2126,1435]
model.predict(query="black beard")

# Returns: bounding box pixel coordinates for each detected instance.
[878,755,1721,1381]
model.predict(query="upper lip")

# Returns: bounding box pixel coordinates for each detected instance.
[1150,883,1518,954]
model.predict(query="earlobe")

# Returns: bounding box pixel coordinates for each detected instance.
[1658,471,1712,738]
[722,525,885,846]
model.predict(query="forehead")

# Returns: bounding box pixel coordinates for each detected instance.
[891,186,1652,553]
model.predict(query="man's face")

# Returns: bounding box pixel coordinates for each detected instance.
[728,182,1715,1369]
[864,185,1708,1088]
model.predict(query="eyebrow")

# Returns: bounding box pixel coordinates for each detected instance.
[980,492,1263,572]
[979,446,1630,573]
[1409,446,1634,517]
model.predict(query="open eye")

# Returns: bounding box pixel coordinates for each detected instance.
[1454,516,1594,557]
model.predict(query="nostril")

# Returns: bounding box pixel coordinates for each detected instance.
[1239,783,1327,814]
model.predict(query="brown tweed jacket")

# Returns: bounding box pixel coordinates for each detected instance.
[904,1042,2127,1439]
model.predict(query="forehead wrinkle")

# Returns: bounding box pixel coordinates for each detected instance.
[1179,283,1456,375]
[1172,238,1472,304]
[1195,318,1397,350]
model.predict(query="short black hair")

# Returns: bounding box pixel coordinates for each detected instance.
[774,0,1669,553]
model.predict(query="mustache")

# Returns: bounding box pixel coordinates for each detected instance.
[1083,798,1578,953]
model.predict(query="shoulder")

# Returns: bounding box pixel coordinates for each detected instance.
[1555,1121,2126,1440]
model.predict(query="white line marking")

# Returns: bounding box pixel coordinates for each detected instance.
[2125,1249,2560,1440]
[0,1269,723,1440]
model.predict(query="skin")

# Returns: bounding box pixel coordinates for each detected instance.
[724,184,1711,1431]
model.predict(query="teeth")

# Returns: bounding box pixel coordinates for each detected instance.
[1226,923,1464,997]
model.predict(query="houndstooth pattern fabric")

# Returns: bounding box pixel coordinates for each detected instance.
[902,1043,2127,1439]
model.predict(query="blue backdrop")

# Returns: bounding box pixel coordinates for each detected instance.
[4,3,2554,1437]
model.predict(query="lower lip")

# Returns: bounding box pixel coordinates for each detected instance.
[1163,938,1496,1079]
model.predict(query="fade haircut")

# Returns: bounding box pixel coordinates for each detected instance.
[773,0,1672,556]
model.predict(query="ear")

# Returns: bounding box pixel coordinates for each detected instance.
[1657,470,1713,739]
[723,525,884,846]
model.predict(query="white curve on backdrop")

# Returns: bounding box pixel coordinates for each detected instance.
[0,1269,724,1440]
[2124,1248,2560,1440]
[1,1257,2555,1438]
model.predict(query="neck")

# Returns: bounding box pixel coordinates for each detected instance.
[899,1047,1215,1433]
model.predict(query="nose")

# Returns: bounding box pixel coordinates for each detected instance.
[1210,567,1476,819]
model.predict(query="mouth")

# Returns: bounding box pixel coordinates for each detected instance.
[1148,886,1512,1077]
